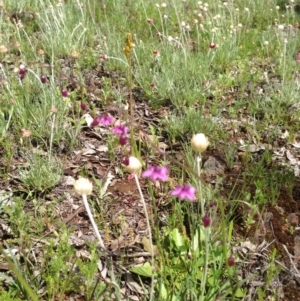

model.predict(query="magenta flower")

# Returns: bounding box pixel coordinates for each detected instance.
[171,185,197,201]
[40,75,47,84]
[100,115,114,126]
[142,165,169,182]
[202,215,211,227]
[61,89,68,97]
[119,135,127,146]
[113,125,128,136]
[91,116,101,127]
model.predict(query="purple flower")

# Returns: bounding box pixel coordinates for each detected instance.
[19,66,27,75]
[100,115,114,126]
[119,135,127,146]
[113,125,128,136]
[142,165,169,182]
[171,185,197,201]
[61,89,68,97]
[202,215,211,227]
[80,102,87,110]
[91,116,101,127]
[40,75,47,84]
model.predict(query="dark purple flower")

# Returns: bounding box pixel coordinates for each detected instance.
[19,66,27,75]
[142,165,169,182]
[113,125,128,136]
[61,89,68,97]
[171,185,197,201]
[20,73,26,80]
[40,75,47,84]
[80,102,87,110]
[209,201,217,208]
[227,256,235,267]
[100,115,114,126]
[202,215,211,227]
[91,116,101,127]
[209,42,216,49]
[119,135,127,146]
[123,157,130,166]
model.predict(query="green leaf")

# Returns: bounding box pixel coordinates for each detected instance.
[170,228,185,249]
[130,262,154,277]
[235,287,245,298]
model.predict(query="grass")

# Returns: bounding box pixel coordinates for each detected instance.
[0,0,299,300]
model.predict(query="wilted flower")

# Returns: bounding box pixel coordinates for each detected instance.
[147,18,154,24]
[0,45,8,53]
[74,177,93,196]
[37,48,45,55]
[51,106,58,113]
[123,156,142,174]
[21,128,32,138]
[171,185,197,201]
[191,133,209,153]
[101,54,108,60]
[142,165,169,182]
[70,50,79,58]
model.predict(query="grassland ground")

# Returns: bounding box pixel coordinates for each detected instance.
[2,0,300,300]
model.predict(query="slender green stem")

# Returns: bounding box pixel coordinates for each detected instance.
[196,154,205,215]
[196,153,209,301]
[134,174,155,301]
[49,112,55,161]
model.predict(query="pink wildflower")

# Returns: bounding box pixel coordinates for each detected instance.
[142,165,169,182]
[100,114,114,126]
[171,185,197,201]
[113,125,128,136]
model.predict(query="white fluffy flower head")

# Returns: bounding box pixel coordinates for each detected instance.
[74,177,93,196]
[191,133,209,153]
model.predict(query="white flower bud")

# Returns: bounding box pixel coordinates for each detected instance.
[74,178,93,195]
[124,156,142,174]
[191,133,209,153]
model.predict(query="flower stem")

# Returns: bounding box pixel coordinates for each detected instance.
[82,194,106,250]
[196,154,205,215]
[134,174,155,301]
